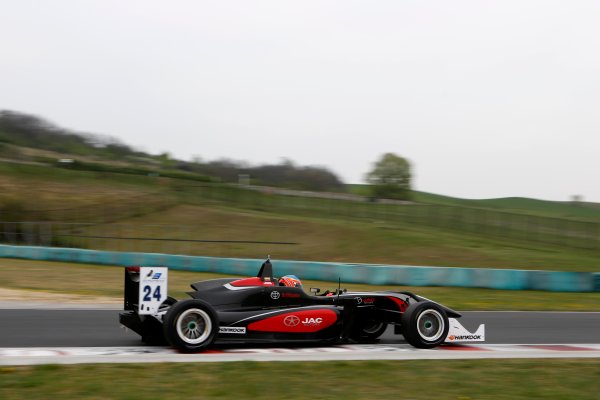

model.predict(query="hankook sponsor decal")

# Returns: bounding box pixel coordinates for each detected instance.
[448,335,482,341]
[219,327,247,334]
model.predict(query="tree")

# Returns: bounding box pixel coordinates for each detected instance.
[366,153,412,200]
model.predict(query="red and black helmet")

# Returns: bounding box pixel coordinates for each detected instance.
[279,275,302,288]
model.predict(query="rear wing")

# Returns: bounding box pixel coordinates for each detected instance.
[124,266,169,315]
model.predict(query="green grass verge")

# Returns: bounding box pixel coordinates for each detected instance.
[67,204,600,272]
[1,360,599,399]
[1,259,598,311]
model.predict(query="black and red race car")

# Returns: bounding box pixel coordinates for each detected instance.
[119,258,485,352]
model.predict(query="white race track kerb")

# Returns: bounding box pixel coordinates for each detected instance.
[1,344,600,365]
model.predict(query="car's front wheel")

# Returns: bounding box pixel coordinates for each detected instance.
[162,299,218,352]
[401,301,449,349]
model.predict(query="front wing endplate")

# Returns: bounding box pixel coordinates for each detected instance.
[445,318,485,343]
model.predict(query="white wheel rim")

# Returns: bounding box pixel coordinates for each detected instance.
[416,309,444,342]
[176,308,212,345]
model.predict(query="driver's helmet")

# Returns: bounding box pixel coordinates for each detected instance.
[279,275,302,288]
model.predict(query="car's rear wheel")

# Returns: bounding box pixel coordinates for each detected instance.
[163,299,218,352]
[350,319,388,341]
[401,301,449,348]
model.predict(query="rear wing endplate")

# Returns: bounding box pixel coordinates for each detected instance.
[124,266,169,315]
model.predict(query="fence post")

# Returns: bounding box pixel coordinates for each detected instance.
[7,222,17,244]
[41,222,50,247]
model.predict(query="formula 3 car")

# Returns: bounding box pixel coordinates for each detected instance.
[119,258,485,352]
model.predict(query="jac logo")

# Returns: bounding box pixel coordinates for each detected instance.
[283,315,300,327]
[301,317,323,326]
[283,315,323,327]
[270,291,280,300]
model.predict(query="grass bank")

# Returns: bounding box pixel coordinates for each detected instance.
[69,204,600,272]
[1,259,598,311]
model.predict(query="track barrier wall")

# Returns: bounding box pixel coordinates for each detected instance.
[0,245,598,293]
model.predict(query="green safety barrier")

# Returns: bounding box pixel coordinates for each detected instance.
[0,244,597,292]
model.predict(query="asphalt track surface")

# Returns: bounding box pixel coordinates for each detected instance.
[0,309,599,347]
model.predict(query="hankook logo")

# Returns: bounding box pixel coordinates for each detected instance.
[452,335,482,340]
[270,291,280,300]
[283,315,300,327]
[219,327,246,334]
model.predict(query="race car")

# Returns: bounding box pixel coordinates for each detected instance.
[119,258,485,352]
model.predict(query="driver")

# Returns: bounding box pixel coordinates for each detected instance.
[279,275,302,288]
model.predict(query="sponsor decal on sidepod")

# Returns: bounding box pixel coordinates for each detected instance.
[283,315,323,327]
[248,309,337,333]
[283,315,300,327]
[219,327,247,334]
[302,317,322,326]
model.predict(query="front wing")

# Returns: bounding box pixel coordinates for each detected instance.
[445,318,485,343]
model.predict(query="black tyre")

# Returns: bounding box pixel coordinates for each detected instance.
[159,296,178,310]
[141,297,179,345]
[401,301,449,349]
[350,320,388,342]
[162,299,219,352]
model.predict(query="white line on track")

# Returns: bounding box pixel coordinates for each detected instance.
[0,303,121,310]
[2,344,600,365]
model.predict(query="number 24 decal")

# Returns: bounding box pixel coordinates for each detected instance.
[143,285,161,301]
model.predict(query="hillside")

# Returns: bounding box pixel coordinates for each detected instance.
[0,110,344,192]
[0,161,598,272]
[347,184,600,222]
[1,110,599,268]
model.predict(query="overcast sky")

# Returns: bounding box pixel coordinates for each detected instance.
[1,1,599,201]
